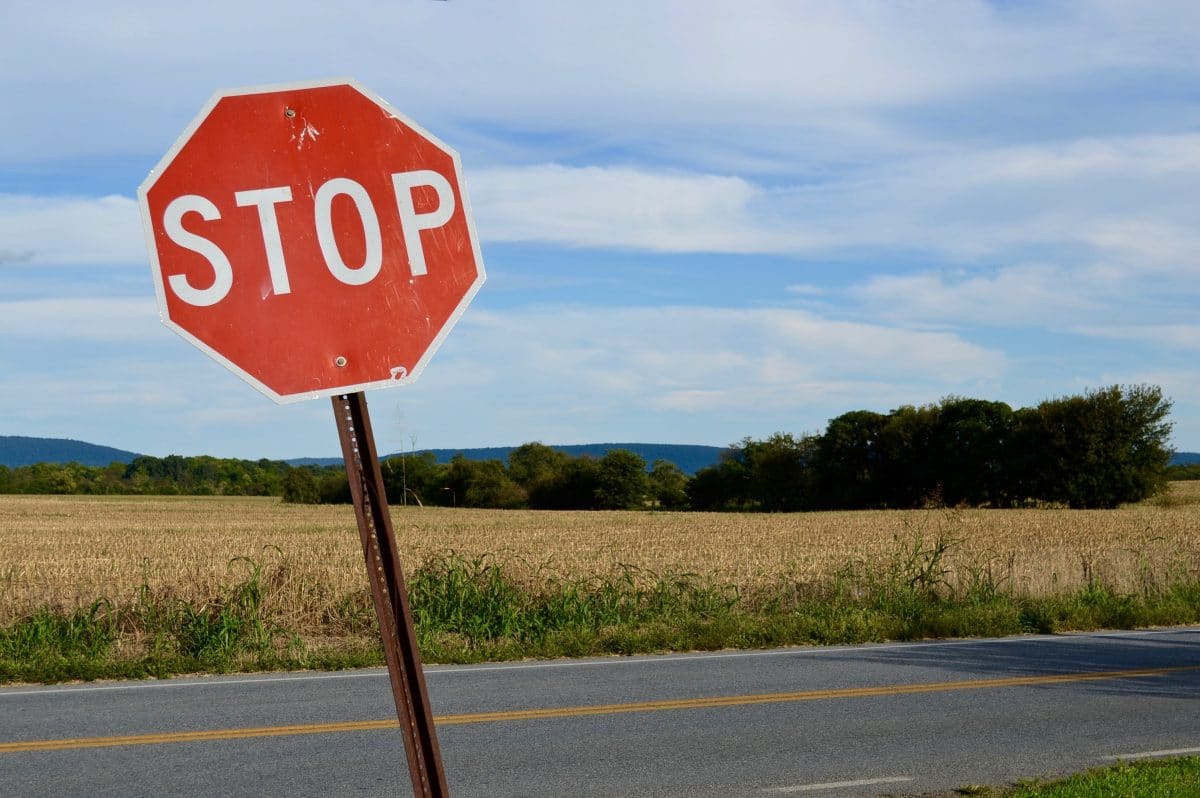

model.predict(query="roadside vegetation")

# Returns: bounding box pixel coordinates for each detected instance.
[3,483,1198,683]
[952,755,1200,796]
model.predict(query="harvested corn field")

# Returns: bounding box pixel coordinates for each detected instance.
[4,484,1198,631]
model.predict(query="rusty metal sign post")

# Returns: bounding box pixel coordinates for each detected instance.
[334,392,449,797]
[141,81,485,797]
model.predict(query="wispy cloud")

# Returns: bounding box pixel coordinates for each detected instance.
[0,297,157,341]
[0,195,142,265]
[1071,324,1200,352]
[850,264,1106,329]
[434,305,1006,422]
[13,130,1200,272]
[765,134,1200,265]
[471,165,798,253]
[472,132,1200,269]
[4,2,1199,163]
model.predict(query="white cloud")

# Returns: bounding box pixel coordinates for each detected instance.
[470,165,802,253]
[3,2,1199,164]
[338,303,1007,448]
[765,134,1200,265]
[0,299,1008,455]
[0,356,333,459]
[469,132,1200,280]
[952,135,1200,184]
[1078,219,1200,273]
[0,297,158,341]
[9,129,1200,271]
[435,305,1004,416]
[1072,325,1200,352]
[0,194,143,265]
[851,264,1106,329]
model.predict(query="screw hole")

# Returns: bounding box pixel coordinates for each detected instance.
[284,108,296,118]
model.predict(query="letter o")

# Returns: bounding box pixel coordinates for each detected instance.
[314,178,383,286]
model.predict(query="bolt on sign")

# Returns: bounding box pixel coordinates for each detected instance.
[139,80,485,798]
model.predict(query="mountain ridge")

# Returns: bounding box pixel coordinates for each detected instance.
[0,436,141,468]
[293,443,728,475]
[0,436,728,474]
[3,435,1198,475]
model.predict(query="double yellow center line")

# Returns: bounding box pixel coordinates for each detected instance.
[4,664,1197,755]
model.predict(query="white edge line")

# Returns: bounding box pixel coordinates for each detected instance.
[765,776,912,792]
[0,670,387,697]
[3,626,1198,698]
[0,640,997,697]
[1105,746,1200,760]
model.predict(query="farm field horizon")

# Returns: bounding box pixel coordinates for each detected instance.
[5,483,1199,623]
[3,482,1199,685]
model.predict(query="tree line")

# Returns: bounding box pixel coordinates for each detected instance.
[0,385,1181,510]
[0,454,292,497]
[689,385,1175,511]
[308,384,1178,510]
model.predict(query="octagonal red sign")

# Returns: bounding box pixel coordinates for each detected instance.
[138,79,485,403]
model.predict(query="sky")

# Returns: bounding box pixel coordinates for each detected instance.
[2,1,1199,460]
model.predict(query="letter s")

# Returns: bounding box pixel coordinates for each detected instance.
[162,195,233,307]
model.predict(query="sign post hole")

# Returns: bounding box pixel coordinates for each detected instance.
[140,80,487,797]
[333,392,448,798]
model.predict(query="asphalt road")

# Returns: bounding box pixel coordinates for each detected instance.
[3,627,1200,797]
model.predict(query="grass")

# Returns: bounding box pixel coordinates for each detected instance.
[2,529,1199,681]
[950,756,1200,796]
[1,483,1199,681]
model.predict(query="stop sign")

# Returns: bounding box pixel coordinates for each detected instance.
[138,80,485,403]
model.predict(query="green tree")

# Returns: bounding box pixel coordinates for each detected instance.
[529,456,601,510]
[933,397,1015,507]
[875,404,940,507]
[594,449,649,510]
[815,410,889,509]
[741,433,819,512]
[507,443,568,489]
[1010,385,1173,508]
[686,465,728,511]
[686,450,749,511]
[441,455,475,507]
[26,462,78,494]
[440,455,526,509]
[281,467,321,504]
[1167,463,1200,480]
[464,460,526,509]
[382,451,444,507]
[647,459,689,509]
[318,468,353,503]
[1114,384,1175,500]
[95,462,127,495]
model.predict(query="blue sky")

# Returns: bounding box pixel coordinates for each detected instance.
[2,1,1198,459]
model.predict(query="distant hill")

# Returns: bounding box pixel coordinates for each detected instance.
[292,443,729,475]
[0,436,141,468]
[5,434,1198,476]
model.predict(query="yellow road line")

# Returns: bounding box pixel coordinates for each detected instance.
[3,664,1197,754]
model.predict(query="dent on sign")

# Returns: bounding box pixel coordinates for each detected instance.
[162,170,456,307]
